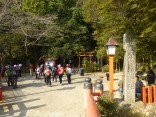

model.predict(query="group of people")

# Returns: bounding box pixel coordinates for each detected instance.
[118,67,156,98]
[0,64,22,89]
[32,63,72,87]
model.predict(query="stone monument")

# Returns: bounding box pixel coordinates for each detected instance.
[123,33,136,103]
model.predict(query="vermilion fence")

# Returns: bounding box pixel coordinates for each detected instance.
[142,85,156,104]
[84,77,103,117]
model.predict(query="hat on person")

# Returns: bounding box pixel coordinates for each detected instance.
[66,64,70,67]
[58,64,61,68]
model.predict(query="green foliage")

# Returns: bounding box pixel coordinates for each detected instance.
[82,57,100,73]
[82,57,88,68]
[22,0,95,59]
[136,63,149,74]
[102,65,109,73]
[97,94,120,117]
[22,0,48,14]
[82,0,156,65]
[97,94,148,117]
[0,0,95,64]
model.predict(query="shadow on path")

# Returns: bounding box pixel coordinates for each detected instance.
[0,98,46,116]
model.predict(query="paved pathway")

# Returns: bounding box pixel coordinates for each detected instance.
[0,72,122,117]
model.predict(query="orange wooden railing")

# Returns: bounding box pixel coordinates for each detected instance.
[84,77,103,117]
[142,85,156,104]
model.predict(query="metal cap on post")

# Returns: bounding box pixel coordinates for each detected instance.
[96,79,103,84]
[95,83,103,90]
[84,82,93,89]
[95,84,104,95]
[85,77,91,82]
[84,77,92,89]
[93,82,104,97]
[84,81,99,117]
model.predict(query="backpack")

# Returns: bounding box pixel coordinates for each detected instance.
[6,68,11,76]
[37,67,40,74]
[45,69,51,76]
[66,68,72,74]
[12,68,17,75]
[51,67,55,73]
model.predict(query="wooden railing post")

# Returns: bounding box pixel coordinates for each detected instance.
[153,85,156,103]
[148,86,153,103]
[142,86,147,104]
[84,78,100,117]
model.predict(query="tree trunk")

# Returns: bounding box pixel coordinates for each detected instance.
[101,57,103,72]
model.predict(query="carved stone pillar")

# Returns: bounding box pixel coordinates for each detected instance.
[123,33,136,103]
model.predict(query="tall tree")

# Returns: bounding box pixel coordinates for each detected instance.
[82,0,156,64]
[22,0,95,59]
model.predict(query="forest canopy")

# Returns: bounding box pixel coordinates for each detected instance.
[0,0,156,69]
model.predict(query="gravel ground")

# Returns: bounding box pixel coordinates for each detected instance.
[0,72,154,117]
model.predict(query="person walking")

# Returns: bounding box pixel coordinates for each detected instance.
[44,66,52,87]
[57,65,64,85]
[65,64,72,84]
[106,72,109,81]
[36,65,41,79]
[40,64,44,76]
[51,65,57,82]
[5,65,12,86]
[29,63,33,76]
[11,65,18,89]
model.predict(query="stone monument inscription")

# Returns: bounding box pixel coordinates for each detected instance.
[123,33,136,103]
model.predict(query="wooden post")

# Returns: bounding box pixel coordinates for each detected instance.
[148,86,153,103]
[109,55,114,94]
[79,56,80,68]
[84,82,99,117]
[153,85,156,103]
[142,86,147,104]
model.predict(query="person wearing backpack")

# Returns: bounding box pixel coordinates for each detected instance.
[11,65,18,89]
[51,65,57,82]
[44,66,52,87]
[57,65,64,85]
[66,64,72,84]
[5,65,12,86]
[36,65,41,79]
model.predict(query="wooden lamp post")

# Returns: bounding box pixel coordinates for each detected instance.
[106,37,118,94]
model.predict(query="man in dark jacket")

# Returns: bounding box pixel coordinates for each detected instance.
[11,65,18,89]
[146,67,155,85]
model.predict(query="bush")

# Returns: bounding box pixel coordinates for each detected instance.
[97,94,148,117]
[97,94,120,117]
[102,65,109,73]
[82,57,100,73]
